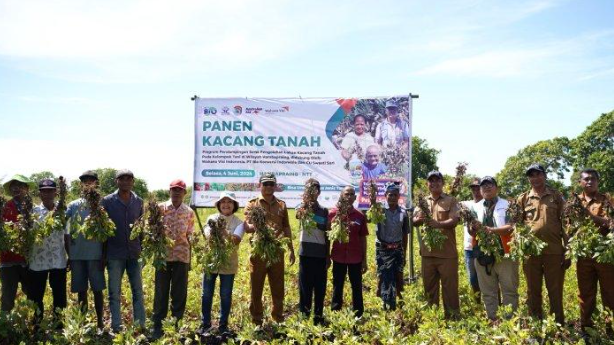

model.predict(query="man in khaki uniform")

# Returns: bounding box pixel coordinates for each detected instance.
[574,169,614,339]
[517,163,568,325]
[413,171,461,319]
[244,173,295,325]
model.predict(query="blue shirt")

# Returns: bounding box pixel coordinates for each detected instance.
[376,206,409,244]
[102,191,143,260]
[362,162,387,179]
[65,199,103,260]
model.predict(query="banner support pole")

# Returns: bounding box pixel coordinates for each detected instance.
[407,93,419,284]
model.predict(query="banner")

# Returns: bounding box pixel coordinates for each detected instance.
[192,96,412,209]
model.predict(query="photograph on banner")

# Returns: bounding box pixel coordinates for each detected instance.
[191,96,412,209]
[330,96,411,208]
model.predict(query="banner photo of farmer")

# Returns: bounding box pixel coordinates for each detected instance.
[192,96,412,209]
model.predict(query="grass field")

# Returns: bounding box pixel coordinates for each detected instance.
[1,208,612,344]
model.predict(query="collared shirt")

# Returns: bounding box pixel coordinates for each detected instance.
[161,201,195,264]
[579,192,613,236]
[1,199,27,265]
[376,206,409,244]
[329,207,368,264]
[362,162,387,179]
[413,193,460,259]
[298,202,329,258]
[65,198,103,261]
[374,118,410,147]
[244,195,291,238]
[472,197,512,254]
[29,203,67,271]
[340,132,375,157]
[102,190,143,260]
[517,187,565,255]
[205,213,243,274]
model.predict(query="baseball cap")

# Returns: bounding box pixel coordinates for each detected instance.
[469,178,481,187]
[260,173,277,184]
[426,170,444,181]
[385,99,398,109]
[38,178,57,190]
[525,164,546,176]
[169,179,187,190]
[479,176,498,186]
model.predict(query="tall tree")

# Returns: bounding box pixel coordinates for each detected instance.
[412,136,439,188]
[570,111,614,193]
[496,137,572,198]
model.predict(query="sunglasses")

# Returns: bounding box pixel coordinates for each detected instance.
[262,182,276,187]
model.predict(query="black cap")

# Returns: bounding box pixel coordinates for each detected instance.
[259,173,277,184]
[426,170,443,180]
[479,176,497,186]
[469,178,481,187]
[115,169,134,179]
[38,178,57,190]
[79,170,98,181]
[525,164,546,176]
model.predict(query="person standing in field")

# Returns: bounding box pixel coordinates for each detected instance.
[329,186,368,318]
[102,169,145,333]
[151,179,195,340]
[469,176,518,321]
[200,192,244,335]
[572,169,614,340]
[0,175,34,312]
[296,178,330,325]
[28,179,68,327]
[461,178,483,302]
[244,173,295,326]
[412,170,461,319]
[65,170,106,330]
[517,164,568,325]
[375,183,408,310]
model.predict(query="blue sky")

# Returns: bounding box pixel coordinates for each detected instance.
[1,0,613,190]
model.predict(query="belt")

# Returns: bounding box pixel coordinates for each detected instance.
[377,242,402,250]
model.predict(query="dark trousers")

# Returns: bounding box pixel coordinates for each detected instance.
[577,258,614,329]
[0,265,29,312]
[152,262,189,328]
[523,254,565,324]
[299,256,327,319]
[27,269,67,320]
[331,261,363,317]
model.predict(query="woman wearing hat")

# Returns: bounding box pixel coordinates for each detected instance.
[200,192,244,335]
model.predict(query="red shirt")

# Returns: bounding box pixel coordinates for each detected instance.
[1,199,27,264]
[329,207,368,264]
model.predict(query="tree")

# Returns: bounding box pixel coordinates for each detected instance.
[570,111,614,194]
[496,137,572,198]
[412,136,439,188]
[69,168,149,198]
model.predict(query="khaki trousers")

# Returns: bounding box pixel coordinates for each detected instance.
[249,254,285,325]
[523,254,565,324]
[474,257,519,320]
[421,256,459,318]
[577,258,614,329]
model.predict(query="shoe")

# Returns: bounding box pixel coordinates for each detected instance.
[313,317,329,327]
[150,328,163,341]
[197,323,213,336]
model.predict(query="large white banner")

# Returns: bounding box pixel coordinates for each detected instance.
[192,96,412,208]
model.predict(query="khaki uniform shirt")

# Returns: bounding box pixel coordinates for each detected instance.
[517,187,565,255]
[414,193,460,259]
[245,195,291,239]
[579,192,613,236]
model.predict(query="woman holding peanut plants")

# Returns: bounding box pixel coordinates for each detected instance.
[199,192,244,335]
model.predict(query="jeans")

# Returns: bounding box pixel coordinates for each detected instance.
[464,250,479,291]
[331,261,363,317]
[201,273,235,329]
[107,259,146,330]
[152,262,189,329]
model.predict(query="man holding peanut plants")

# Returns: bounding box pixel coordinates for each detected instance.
[412,171,461,319]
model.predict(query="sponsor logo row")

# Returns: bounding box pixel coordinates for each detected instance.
[202,105,290,115]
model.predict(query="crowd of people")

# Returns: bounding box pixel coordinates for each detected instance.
[0,164,613,343]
